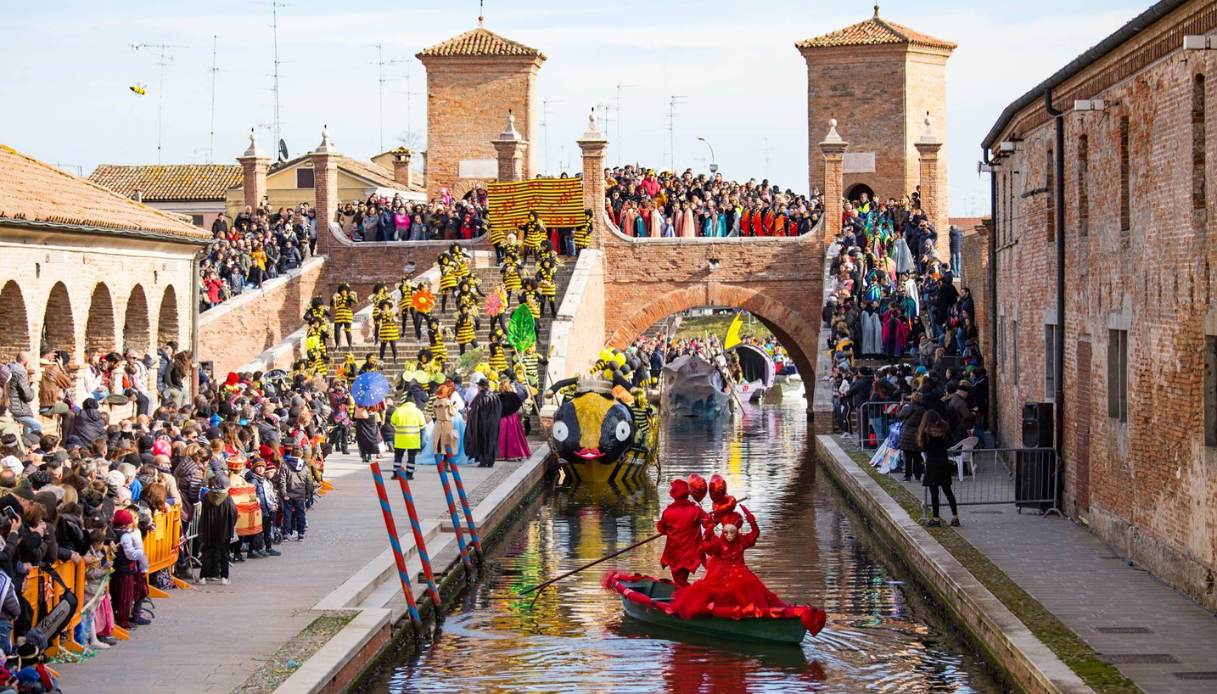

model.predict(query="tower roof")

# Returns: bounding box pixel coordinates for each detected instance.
[796,5,956,51]
[416,26,545,60]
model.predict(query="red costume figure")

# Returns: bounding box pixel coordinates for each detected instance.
[687,473,708,503]
[657,479,708,587]
[670,503,787,618]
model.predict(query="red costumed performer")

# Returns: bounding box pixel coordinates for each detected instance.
[656,479,707,587]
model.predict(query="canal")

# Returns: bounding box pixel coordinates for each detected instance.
[377,396,1006,692]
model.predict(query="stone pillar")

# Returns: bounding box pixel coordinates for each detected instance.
[310,127,340,255]
[236,129,270,212]
[817,119,848,243]
[915,113,948,259]
[491,111,528,183]
[577,108,609,247]
[392,148,414,189]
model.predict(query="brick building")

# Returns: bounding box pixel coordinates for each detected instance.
[417,21,545,200]
[88,163,241,229]
[796,4,954,236]
[981,0,1217,608]
[0,144,210,402]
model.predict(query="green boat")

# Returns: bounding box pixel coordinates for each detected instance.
[610,575,811,646]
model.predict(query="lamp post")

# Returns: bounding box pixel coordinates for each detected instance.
[697,137,718,174]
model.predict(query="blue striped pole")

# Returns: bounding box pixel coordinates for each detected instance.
[445,456,482,554]
[435,452,471,568]
[394,474,443,609]
[368,461,422,626]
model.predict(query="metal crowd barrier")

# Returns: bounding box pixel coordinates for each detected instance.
[920,447,1059,516]
[20,505,189,656]
[856,400,902,449]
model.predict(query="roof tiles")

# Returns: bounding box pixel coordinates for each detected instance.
[88,163,242,202]
[417,26,544,59]
[0,145,210,241]
[797,15,956,51]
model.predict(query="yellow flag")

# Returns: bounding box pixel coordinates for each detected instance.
[723,312,744,350]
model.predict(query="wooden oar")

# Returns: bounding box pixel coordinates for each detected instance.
[519,497,749,600]
[519,533,662,598]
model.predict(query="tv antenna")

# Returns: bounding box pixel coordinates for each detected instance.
[270,0,289,151]
[542,97,562,174]
[373,43,407,152]
[130,41,185,163]
[666,95,687,172]
[207,35,220,163]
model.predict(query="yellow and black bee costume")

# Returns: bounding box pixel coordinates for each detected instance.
[426,316,448,367]
[574,209,593,252]
[377,300,400,362]
[521,211,545,263]
[438,252,458,312]
[488,331,508,373]
[341,353,357,382]
[455,307,478,354]
[331,283,357,348]
[370,283,391,342]
[537,258,557,318]
[520,279,541,322]
[501,256,522,299]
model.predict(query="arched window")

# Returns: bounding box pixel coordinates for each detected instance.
[0,280,31,362]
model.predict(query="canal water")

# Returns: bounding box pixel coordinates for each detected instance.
[378,395,1006,692]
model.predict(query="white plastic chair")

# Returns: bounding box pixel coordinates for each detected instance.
[949,436,979,481]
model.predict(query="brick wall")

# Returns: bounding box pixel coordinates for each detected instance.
[800,44,951,206]
[600,228,825,407]
[987,0,1217,608]
[420,57,542,199]
[960,221,992,371]
[198,256,326,376]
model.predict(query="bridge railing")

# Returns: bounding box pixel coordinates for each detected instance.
[602,209,823,243]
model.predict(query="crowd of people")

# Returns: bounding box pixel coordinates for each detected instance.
[821,190,984,527]
[604,165,823,238]
[0,340,335,674]
[201,202,318,312]
[336,189,489,243]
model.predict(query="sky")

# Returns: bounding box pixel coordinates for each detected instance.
[1,0,1151,216]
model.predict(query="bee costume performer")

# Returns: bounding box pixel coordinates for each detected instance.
[331,283,357,348]
[377,300,400,363]
[370,283,391,344]
[574,208,594,253]
[521,211,546,264]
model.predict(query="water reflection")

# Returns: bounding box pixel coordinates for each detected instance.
[381,397,1004,693]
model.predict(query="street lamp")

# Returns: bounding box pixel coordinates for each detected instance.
[697,137,718,174]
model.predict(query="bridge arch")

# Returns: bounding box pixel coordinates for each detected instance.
[604,282,818,405]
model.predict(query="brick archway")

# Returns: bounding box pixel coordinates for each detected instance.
[85,283,116,356]
[41,282,75,356]
[0,280,30,362]
[123,284,151,353]
[604,283,819,391]
[158,286,179,349]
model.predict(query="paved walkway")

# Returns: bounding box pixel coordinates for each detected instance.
[55,451,530,694]
[845,438,1217,694]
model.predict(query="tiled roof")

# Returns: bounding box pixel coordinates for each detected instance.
[417,26,544,59]
[796,14,956,51]
[88,163,243,202]
[0,145,210,241]
[242,154,424,193]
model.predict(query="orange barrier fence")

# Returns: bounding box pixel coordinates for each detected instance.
[20,505,187,656]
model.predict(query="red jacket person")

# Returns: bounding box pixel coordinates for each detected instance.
[656,479,707,587]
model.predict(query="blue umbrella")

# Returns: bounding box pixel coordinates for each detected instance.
[351,372,390,407]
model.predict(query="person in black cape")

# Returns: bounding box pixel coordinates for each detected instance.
[199,475,238,585]
[464,379,502,468]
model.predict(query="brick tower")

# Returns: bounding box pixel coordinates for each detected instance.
[796,4,954,213]
[417,19,545,200]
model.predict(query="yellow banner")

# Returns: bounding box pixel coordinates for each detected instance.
[487,177,584,230]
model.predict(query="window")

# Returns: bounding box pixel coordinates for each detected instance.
[1194,74,1207,224]
[1044,324,1057,401]
[296,167,315,189]
[1077,134,1089,237]
[1205,335,1217,447]
[1012,319,1020,386]
[1046,143,1055,242]
[1107,329,1128,422]
[191,214,204,227]
[1119,116,1131,236]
